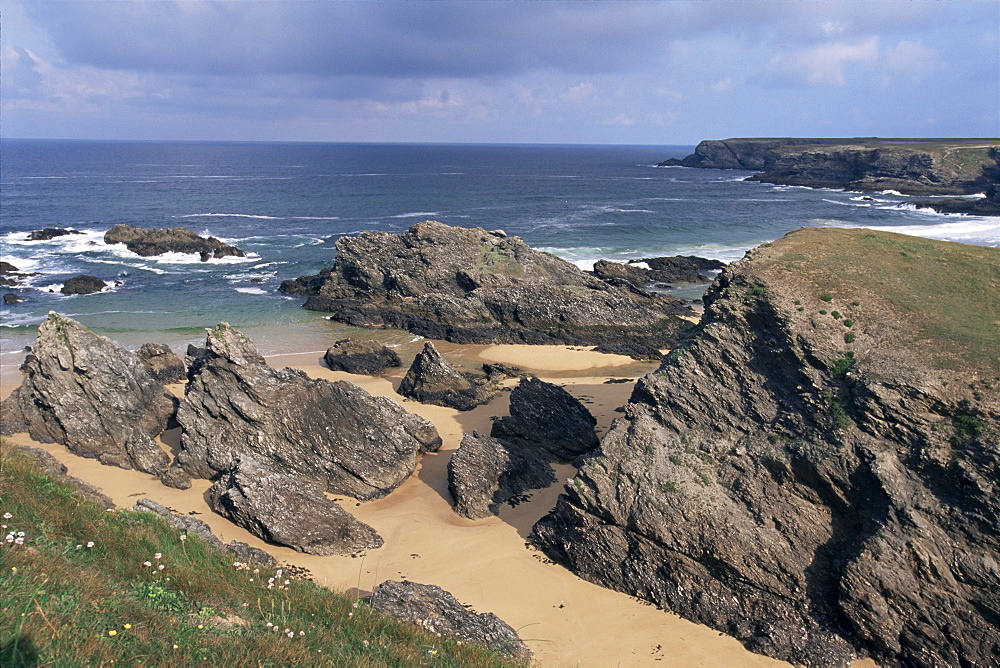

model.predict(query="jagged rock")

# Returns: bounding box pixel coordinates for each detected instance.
[61,274,107,295]
[531,228,1000,667]
[176,322,441,500]
[136,342,187,384]
[159,465,192,490]
[27,228,84,241]
[1,261,22,274]
[13,446,115,510]
[397,341,495,411]
[104,224,245,261]
[4,293,24,304]
[491,377,599,462]
[0,313,176,475]
[591,342,663,361]
[323,338,401,375]
[448,432,556,520]
[369,580,532,662]
[482,361,521,382]
[207,457,383,556]
[593,256,725,289]
[279,221,688,347]
[133,497,275,567]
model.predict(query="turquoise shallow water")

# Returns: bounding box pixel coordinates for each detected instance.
[3,140,998,371]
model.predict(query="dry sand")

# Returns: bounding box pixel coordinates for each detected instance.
[1,341,790,667]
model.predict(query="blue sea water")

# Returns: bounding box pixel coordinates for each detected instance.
[2,139,998,367]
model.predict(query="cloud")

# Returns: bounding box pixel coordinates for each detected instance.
[883,40,943,81]
[764,37,880,86]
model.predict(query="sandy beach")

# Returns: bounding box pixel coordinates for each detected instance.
[1,334,789,667]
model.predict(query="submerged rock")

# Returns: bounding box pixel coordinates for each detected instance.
[104,224,245,261]
[27,228,84,241]
[323,338,401,375]
[208,457,382,556]
[397,341,495,411]
[176,322,441,500]
[279,221,689,347]
[370,580,532,662]
[136,342,187,384]
[0,313,175,475]
[61,274,107,295]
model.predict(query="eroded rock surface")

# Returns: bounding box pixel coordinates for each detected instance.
[207,457,382,555]
[370,580,532,662]
[397,341,495,411]
[0,313,175,475]
[176,322,441,499]
[136,342,187,384]
[491,377,599,462]
[104,224,246,261]
[323,338,401,375]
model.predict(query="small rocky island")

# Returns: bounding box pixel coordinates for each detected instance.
[280,220,695,347]
[532,227,999,667]
[662,138,1000,211]
[104,224,246,261]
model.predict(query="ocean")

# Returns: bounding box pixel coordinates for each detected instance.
[2,139,998,372]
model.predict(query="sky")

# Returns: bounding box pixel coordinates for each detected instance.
[1,0,998,144]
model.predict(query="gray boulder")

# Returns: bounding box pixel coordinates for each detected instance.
[448,432,556,520]
[176,322,441,500]
[136,342,187,384]
[0,313,175,475]
[207,457,383,556]
[323,338,401,375]
[61,274,107,295]
[369,580,531,662]
[397,341,495,411]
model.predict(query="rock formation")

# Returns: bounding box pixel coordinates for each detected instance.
[176,322,441,500]
[61,274,107,295]
[592,256,725,289]
[27,228,84,241]
[104,224,246,261]
[661,138,999,195]
[369,580,532,662]
[135,342,187,384]
[0,313,175,475]
[397,341,495,411]
[323,338,401,375]
[448,432,556,520]
[207,457,383,556]
[532,228,1000,667]
[279,221,690,346]
[491,377,599,462]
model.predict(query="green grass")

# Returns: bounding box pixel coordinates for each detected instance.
[0,450,518,667]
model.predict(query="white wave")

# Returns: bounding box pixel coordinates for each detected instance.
[822,198,868,207]
[235,287,268,295]
[389,212,440,219]
[82,258,171,275]
[0,311,43,327]
[628,261,651,270]
[250,261,287,269]
[103,243,260,265]
[178,213,283,220]
[291,216,341,220]
[849,195,891,203]
[37,283,65,293]
[879,189,910,197]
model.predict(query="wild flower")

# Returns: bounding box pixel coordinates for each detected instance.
[154,552,162,559]
[143,561,152,567]
[179,534,187,541]
[87,541,94,548]
[108,630,118,637]
[123,624,132,630]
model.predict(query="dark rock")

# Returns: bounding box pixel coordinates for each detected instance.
[397,341,495,411]
[591,343,664,361]
[531,228,1000,667]
[0,261,21,274]
[61,274,107,295]
[0,313,176,475]
[369,580,532,662]
[592,256,725,289]
[3,293,24,304]
[133,497,275,567]
[104,224,246,261]
[176,322,441,500]
[448,432,556,520]
[482,361,522,382]
[136,342,187,384]
[207,457,383,556]
[279,221,688,347]
[27,228,84,241]
[491,377,599,462]
[13,446,115,510]
[323,338,402,375]
[160,465,193,490]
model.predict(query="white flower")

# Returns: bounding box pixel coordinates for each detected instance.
[157,564,165,570]
[86,541,94,548]
[3,512,11,519]
[154,552,162,559]
[179,535,187,541]
[287,631,294,638]
[14,537,24,545]
[143,561,152,567]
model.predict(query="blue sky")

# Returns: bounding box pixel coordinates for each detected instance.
[2,0,997,144]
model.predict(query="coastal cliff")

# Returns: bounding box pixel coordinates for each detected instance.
[662,138,1000,197]
[532,228,1000,666]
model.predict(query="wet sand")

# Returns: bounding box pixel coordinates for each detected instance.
[1,337,788,667]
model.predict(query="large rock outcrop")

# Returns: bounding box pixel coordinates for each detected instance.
[397,341,495,411]
[370,580,532,662]
[661,138,999,195]
[207,457,383,555]
[104,224,246,261]
[0,313,175,475]
[279,221,690,346]
[532,228,1000,667]
[491,377,599,462]
[176,322,441,500]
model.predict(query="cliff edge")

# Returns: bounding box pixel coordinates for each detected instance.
[532,228,1000,666]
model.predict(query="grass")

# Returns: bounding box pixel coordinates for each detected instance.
[0,449,518,667]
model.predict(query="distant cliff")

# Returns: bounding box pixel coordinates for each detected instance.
[532,228,1000,667]
[661,138,1000,196]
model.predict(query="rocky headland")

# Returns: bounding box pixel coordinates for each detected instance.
[662,138,1000,199]
[279,220,694,347]
[531,227,999,666]
[104,223,246,261]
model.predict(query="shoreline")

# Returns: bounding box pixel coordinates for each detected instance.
[0,323,795,667]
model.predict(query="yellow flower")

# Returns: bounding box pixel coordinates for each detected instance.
[172,644,179,649]
[197,624,204,629]
[123,624,132,629]
[108,630,118,637]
